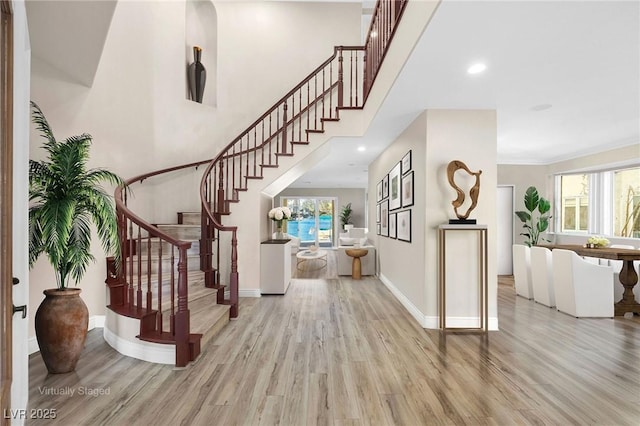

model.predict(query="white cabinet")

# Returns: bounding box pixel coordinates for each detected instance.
[260,240,291,294]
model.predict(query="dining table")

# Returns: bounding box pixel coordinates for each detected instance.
[538,244,640,316]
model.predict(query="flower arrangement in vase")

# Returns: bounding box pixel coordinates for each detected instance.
[268,206,291,239]
[586,236,610,248]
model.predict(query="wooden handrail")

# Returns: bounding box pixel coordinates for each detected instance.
[220,81,340,161]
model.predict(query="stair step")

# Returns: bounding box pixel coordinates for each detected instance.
[306,129,324,134]
[260,164,279,168]
[177,212,201,225]
[246,175,264,180]
[129,253,201,272]
[321,117,340,122]
[156,224,201,240]
[184,294,230,347]
[137,330,202,346]
[275,153,294,157]
[136,238,201,256]
[234,187,248,192]
[291,141,309,145]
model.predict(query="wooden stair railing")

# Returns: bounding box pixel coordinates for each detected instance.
[110,161,212,367]
[199,0,408,321]
[108,0,408,366]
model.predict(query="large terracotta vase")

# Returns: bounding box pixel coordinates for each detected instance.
[35,288,89,374]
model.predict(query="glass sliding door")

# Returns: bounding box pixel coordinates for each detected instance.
[282,197,335,248]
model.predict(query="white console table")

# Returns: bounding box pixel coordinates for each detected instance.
[260,239,291,294]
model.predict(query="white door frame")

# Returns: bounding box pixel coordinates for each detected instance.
[497,185,515,275]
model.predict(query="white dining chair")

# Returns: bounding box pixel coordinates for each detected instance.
[608,244,639,303]
[513,244,533,299]
[552,249,614,318]
[530,246,556,307]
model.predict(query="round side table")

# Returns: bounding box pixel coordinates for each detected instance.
[345,248,368,280]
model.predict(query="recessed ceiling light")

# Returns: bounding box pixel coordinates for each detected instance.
[357,146,366,152]
[467,63,487,74]
[531,103,553,111]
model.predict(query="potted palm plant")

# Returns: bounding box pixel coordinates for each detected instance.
[340,202,353,230]
[29,101,124,373]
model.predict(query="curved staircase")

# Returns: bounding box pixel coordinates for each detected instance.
[105,0,410,367]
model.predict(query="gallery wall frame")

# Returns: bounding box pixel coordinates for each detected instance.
[376,181,383,202]
[397,209,411,242]
[402,171,414,208]
[376,203,381,223]
[402,150,411,175]
[389,162,401,210]
[380,199,389,237]
[389,212,397,239]
[382,174,389,199]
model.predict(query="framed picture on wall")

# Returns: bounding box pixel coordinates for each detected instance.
[376,203,381,223]
[380,199,389,237]
[376,181,383,202]
[389,212,397,239]
[402,171,414,208]
[377,223,381,235]
[389,162,401,210]
[402,150,412,175]
[382,174,389,199]
[397,209,411,242]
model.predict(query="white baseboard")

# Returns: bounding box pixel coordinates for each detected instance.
[378,274,498,331]
[379,274,429,328]
[29,315,106,355]
[103,323,173,365]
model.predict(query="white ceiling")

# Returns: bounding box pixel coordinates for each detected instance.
[290,0,640,188]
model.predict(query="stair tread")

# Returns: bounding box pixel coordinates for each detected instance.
[306,129,324,133]
[187,297,231,337]
[138,330,202,345]
[107,304,156,319]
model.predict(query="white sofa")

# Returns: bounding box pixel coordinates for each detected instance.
[337,228,376,276]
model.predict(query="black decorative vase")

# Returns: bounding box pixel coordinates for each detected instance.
[188,46,206,103]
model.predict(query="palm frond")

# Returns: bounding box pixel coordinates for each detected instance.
[30,101,57,149]
[28,102,125,288]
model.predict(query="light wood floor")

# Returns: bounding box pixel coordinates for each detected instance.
[27,272,640,425]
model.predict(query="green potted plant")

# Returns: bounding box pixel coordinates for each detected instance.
[340,202,353,230]
[29,101,124,373]
[515,186,551,247]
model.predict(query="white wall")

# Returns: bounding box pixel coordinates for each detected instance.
[27,1,362,338]
[370,109,498,329]
[369,112,427,315]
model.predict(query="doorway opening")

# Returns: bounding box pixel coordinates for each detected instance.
[281,197,335,248]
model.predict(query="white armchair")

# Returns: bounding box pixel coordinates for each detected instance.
[552,248,614,318]
[530,246,556,307]
[512,244,533,299]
